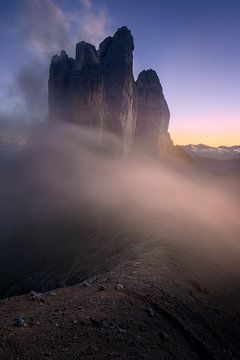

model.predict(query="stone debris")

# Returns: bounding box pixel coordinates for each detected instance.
[146,307,154,317]
[29,290,44,301]
[97,285,106,291]
[159,331,168,341]
[82,280,91,288]
[115,283,124,291]
[117,327,126,335]
[14,316,26,327]
[88,317,103,328]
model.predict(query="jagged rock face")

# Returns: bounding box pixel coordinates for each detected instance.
[48,51,73,121]
[99,27,136,153]
[71,42,103,127]
[135,69,173,155]
[48,27,173,156]
[49,43,103,128]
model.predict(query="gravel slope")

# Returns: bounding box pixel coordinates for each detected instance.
[1,237,240,360]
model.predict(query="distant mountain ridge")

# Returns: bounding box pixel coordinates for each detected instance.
[181,144,240,160]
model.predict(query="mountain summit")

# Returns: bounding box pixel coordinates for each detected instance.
[48,27,173,156]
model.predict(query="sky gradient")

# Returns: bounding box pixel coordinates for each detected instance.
[0,0,239,146]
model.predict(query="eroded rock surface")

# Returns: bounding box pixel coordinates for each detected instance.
[135,69,173,155]
[48,27,173,155]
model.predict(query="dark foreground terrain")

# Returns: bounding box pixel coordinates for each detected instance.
[0,234,240,360]
[0,133,240,359]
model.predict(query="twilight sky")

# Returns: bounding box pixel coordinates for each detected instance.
[0,0,239,146]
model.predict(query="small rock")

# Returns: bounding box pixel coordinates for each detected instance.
[29,290,44,302]
[14,316,26,327]
[117,327,126,334]
[159,331,168,341]
[146,307,154,317]
[115,283,124,291]
[88,317,102,328]
[82,280,90,287]
[79,320,87,325]
[97,285,106,291]
[50,291,57,297]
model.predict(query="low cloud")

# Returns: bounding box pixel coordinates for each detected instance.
[9,61,48,122]
[0,0,111,143]
[23,0,71,58]
[80,0,92,9]
[79,7,110,46]
[22,0,110,57]
[1,124,240,294]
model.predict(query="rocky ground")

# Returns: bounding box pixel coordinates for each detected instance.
[1,141,240,359]
[1,236,240,360]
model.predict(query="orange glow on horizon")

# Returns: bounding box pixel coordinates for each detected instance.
[170,118,240,147]
[172,133,240,147]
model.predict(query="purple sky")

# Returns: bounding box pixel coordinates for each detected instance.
[0,0,240,145]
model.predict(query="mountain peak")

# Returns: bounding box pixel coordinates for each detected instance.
[136,69,162,90]
[48,27,172,156]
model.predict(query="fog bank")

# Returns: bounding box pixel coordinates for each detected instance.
[0,122,240,297]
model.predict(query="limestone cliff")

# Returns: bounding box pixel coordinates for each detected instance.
[48,27,173,155]
[48,50,73,121]
[135,69,173,155]
[99,27,136,153]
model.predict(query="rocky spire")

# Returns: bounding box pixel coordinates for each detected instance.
[48,50,73,121]
[71,41,103,127]
[135,69,173,155]
[99,26,136,153]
